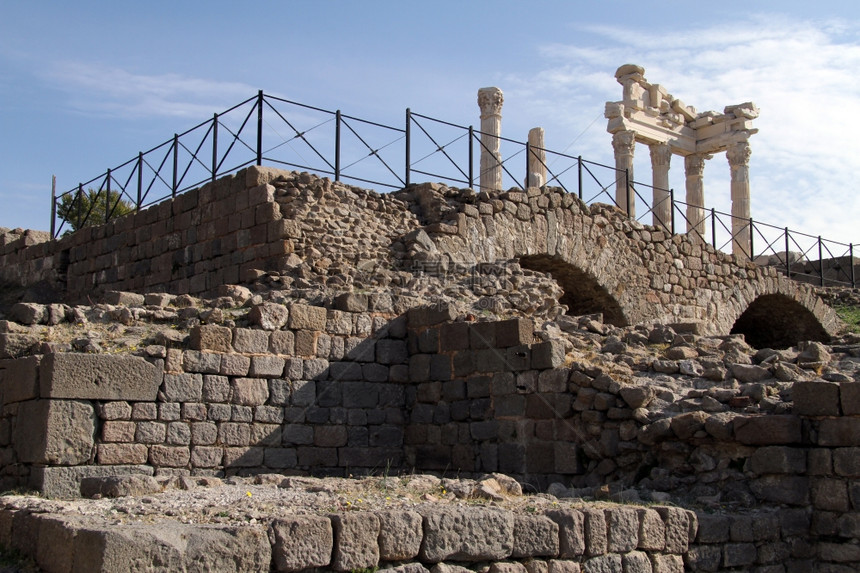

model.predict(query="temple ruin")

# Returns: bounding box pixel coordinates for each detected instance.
[605,64,759,259]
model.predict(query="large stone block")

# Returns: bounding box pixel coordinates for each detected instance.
[496,318,535,348]
[840,381,860,415]
[377,510,423,561]
[512,514,559,558]
[733,415,801,445]
[189,325,233,352]
[0,356,40,405]
[288,303,327,330]
[545,509,585,558]
[604,507,638,553]
[792,380,841,416]
[818,418,860,446]
[14,399,95,465]
[269,516,333,572]
[72,522,270,572]
[420,507,514,562]
[331,512,380,571]
[30,464,153,498]
[40,353,160,401]
[749,446,807,475]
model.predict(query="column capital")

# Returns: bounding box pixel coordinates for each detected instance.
[612,130,636,156]
[684,153,710,176]
[649,142,672,167]
[477,87,504,118]
[726,140,751,167]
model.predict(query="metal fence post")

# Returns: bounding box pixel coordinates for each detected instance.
[525,141,531,187]
[172,134,179,198]
[625,169,631,216]
[405,108,411,187]
[749,217,754,260]
[468,126,474,190]
[256,90,263,166]
[711,208,716,250]
[669,188,675,235]
[136,153,143,212]
[784,227,790,278]
[577,156,583,200]
[335,110,341,182]
[851,243,856,288]
[819,236,824,287]
[50,175,56,238]
[77,183,84,230]
[212,113,219,182]
[106,168,111,223]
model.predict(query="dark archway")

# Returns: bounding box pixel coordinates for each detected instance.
[730,293,830,349]
[519,254,628,326]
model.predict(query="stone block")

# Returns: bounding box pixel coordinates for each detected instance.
[182,350,221,374]
[812,478,850,511]
[100,401,132,420]
[604,507,638,553]
[36,514,81,573]
[637,508,666,551]
[1,356,40,405]
[189,325,233,352]
[330,512,380,571]
[149,445,191,467]
[288,303,327,330]
[818,418,860,446]
[231,378,269,406]
[190,446,223,468]
[545,508,585,558]
[650,554,684,573]
[80,475,161,498]
[654,506,691,554]
[532,340,566,369]
[269,330,295,356]
[840,381,860,415]
[102,420,136,442]
[582,509,607,556]
[512,514,559,558]
[161,373,204,402]
[72,522,271,572]
[14,399,95,465]
[696,513,730,543]
[834,447,860,476]
[546,561,580,573]
[97,443,148,465]
[40,353,160,401]
[407,304,457,328]
[722,542,757,567]
[232,329,269,354]
[471,321,497,349]
[30,464,153,498]
[440,322,471,351]
[248,302,289,330]
[582,554,621,573]
[621,551,652,573]
[750,475,810,505]
[376,339,409,365]
[496,318,535,348]
[420,507,514,562]
[749,446,807,474]
[792,380,841,416]
[733,415,801,445]
[264,448,297,469]
[220,354,250,376]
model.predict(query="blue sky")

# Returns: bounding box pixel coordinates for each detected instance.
[2,1,859,251]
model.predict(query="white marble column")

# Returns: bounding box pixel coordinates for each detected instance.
[727,141,752,259]
[526,127,546,188]
[650,143,672,230]
[477,87,504,192]
[684,153,709,240]
[611,130,636,217]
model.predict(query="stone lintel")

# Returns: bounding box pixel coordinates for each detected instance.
[40,353,161,401]
[607,116,697,154]
[31,464,154,499]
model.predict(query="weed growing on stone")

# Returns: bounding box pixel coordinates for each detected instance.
[835,304,860,333]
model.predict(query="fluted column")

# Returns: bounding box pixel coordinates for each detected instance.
[477,87,504,192]
[650,143,672,230]
[611,130,636,217]
[684,153,709,240]
[727,141,752,259]
[526,127,546,188]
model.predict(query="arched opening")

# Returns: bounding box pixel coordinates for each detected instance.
[730,293,830,349]
[519,254,628,326]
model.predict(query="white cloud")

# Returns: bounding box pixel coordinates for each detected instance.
[505,16,860,246]
[42,61,255,119]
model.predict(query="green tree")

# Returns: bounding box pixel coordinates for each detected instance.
[57,188,135,234]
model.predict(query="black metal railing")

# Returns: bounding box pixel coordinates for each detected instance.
[51,91,858,288]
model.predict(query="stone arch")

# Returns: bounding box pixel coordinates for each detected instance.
[518,254,629,326]
[730,293,831,349]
